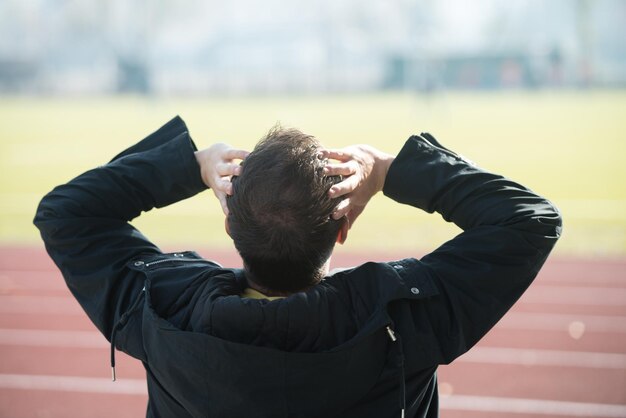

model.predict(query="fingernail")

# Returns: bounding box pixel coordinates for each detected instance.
[323,167,330,174]
[329,186,336,196]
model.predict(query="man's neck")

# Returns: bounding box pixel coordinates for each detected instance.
[245,278,296,297]
[243,259,329,297]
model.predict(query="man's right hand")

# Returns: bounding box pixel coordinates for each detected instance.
[321,145,394,228]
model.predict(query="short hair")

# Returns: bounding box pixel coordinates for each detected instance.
[226,125,343,293]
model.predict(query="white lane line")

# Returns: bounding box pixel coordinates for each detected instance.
[0,295,83,315]
[9,270,622,290]
[0,271,65,291]
[1,285,624,319]
[441,394,626,417]
[0,373,146,395]
[2,329,625,370]
[522,285,626,306]
[497,312,626,333]
[538,264,626,286]
[4,268,626,290]
[0,329,108,348]
[458,346,626,370]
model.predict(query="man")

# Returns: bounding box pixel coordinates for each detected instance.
[34,116,561,417]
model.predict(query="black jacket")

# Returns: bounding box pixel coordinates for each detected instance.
[34,117,562,418]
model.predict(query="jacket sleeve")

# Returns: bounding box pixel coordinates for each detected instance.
[382,133,562,365]
[33,117,207,341]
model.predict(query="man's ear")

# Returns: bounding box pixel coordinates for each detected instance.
[336,217,349,245]
[224,217,232,238]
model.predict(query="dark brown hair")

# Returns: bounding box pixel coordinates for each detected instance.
[227,126,342,293]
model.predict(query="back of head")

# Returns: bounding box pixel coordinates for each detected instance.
[227,126,342,293]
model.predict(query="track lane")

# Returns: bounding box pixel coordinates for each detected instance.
[1,246,624,418]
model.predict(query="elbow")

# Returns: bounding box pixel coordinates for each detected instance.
[532,199,563,251]
[33,195,48,228]
[513,198,563,251]
[547,200,563,240]
[33,190,62,233]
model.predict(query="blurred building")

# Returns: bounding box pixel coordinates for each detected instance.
[0,0,624,95]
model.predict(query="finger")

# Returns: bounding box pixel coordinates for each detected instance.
[211,186,227,210]
[321,149,353,162]
[219,195,229,216]
[328,174,360,198]
[224,149,250,161]
[212,178,233,194]
[216,163,242,177]
[332,197,351,220]
[323,160,358,176]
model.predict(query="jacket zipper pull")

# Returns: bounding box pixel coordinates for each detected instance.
[110,317,124,382]
[386,326,397,342]
[110,326,118,382]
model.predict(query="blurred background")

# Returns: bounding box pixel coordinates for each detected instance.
[1,0,625,94]
[1,1,625,417]
[0,0,625,255]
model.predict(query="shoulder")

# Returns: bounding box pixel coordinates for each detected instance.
[128,251,230,320]
[323,259,439,317]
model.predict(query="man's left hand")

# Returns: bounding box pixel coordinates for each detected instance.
[195,143,249,215]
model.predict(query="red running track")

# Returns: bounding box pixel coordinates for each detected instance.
[1,246,625,418]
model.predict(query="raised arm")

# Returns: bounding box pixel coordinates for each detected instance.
[34,117,247,341]
[326,133,562,364]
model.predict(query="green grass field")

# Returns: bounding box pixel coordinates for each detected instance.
[1,92,625,256]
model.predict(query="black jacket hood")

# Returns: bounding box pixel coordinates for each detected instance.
[128,256,419,418]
